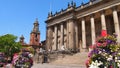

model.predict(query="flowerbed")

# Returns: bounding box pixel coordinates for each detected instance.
[0,53,6,67]
[13,52,33,68]
[86,34,120,68]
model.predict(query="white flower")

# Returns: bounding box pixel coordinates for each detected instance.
[117,60,120,63]
[107,55,113,61]
[89,60,103,68]
[118,53,120,55]
[115,57,118,62]
[29,53,33,58]
[104,67,107,68]
[99,51,102,54]
[117,63,120,67]
[115,57,118,60]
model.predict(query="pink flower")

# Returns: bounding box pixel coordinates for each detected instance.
[89,45,93,49]
[103,42,107,47]
[89,44,97,49]
[88,51,92,57]
[110,65,113,68]
[85,58,90,68]
[97,43,101,47]
[12,53,19,64]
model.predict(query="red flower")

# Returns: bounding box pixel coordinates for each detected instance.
[101,30,107,37]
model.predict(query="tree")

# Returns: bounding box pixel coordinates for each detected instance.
[0,34,22,57]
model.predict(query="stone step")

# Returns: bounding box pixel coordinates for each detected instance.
[50,52,88,66]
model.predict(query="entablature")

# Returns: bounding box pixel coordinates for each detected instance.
[46,12,75,27]
[76,0,120,19]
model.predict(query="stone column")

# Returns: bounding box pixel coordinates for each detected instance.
[75,21,78,51]
[54,25,58,50]
[81,18,86,48]
[60,23,64,49]
[66,21,69,49]
[46,27,50,51]
[101,10,106,30]
[46,27,53,51]
[69,19,75,50]
[112,7,120,42]
[90,14,96,45]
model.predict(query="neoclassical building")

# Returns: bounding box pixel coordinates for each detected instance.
[45,0,120,52]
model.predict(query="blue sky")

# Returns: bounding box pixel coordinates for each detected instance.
[0,0,89,43]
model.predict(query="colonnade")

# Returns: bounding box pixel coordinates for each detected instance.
[47,6,120,51]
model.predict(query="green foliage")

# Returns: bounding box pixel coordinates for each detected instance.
[0,34,22,57]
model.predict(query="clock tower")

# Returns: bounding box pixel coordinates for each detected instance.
[30,18,40,46]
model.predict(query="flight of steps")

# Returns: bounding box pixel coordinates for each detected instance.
[50,52,88,67]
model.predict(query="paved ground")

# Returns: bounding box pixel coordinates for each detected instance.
[31,63,86,68]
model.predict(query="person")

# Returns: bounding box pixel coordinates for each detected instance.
[61,45,65,58]
[35,48,40,63]
[43,51,48,63]
[40,48,43,53]
[47,49,51,63]
[61,45,65,51]
[48,49,51,52]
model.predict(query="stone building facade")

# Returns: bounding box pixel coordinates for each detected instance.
[45,0,120,52]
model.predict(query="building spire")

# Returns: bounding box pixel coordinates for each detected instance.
[50,2,52,12]
[31,18,40,33]
[35,18,38,24]
[71,0,74,6]
[48,11,53,18]
[19,35,25,44]
[48,2,53,18]
[36,18,38,21]
[68,2,70,8]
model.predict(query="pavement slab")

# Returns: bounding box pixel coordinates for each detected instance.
[32,63,86,68]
